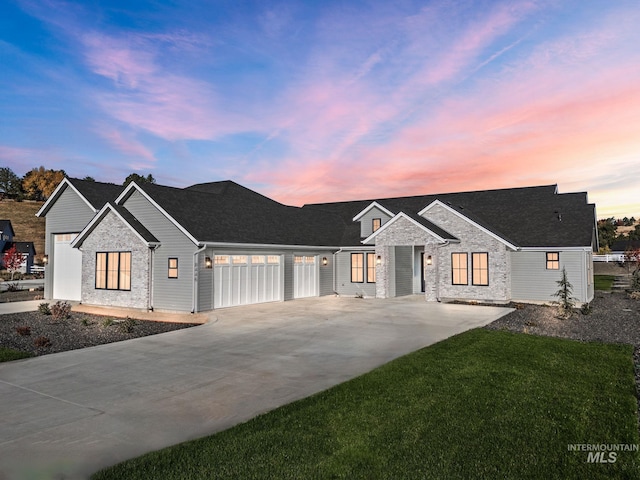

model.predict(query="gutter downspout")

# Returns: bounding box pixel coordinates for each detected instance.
[148,245,159,311]
[192,245,206,313]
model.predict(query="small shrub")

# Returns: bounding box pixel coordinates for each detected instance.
[630,291,640,301]
[50,301,71,320]
[355,292,364,299]
[16,326,31,336]
[553,267,575,319]
[38,302,51,315]
[6,282,21,292]
[119,317,136,333]
[102,318,114,328]
[33,336,51,348]
[514,303,526,310]
[581,302,592,315]
[81,317,91,326]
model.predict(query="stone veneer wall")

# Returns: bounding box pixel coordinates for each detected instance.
[373,216,441,299]
[80,211,151,309]
[422,204,511,302]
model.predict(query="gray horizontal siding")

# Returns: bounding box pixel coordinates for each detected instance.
[43,188,96,299]
[511,250,589,303]
[124,190,196,312]
[334,250,376,297]
[359,207,392,238]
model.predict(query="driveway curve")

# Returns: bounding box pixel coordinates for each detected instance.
[0,296,512,479]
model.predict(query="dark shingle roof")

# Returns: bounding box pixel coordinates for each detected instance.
[304,185,595,248]
[135,181,347,246]
[68,178,124,210]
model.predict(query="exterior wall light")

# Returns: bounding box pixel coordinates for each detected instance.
[322,257,328,266]
[204,256,213,268]
[376,255,382,265]
[42,255,48,265]
[426,255,432,265]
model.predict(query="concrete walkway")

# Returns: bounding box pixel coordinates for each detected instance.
[0,299,41,314]
[0,296,512,479]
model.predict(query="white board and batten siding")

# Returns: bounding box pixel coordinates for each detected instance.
[511,250,593,304]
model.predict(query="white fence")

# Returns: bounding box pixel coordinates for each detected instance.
[593,254,626,263]
[30,265,45,274]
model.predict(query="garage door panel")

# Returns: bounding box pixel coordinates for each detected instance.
[214,255,281,308]
[53,234,82,301]
[294,256,318,299]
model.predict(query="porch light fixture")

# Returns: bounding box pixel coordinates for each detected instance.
[42,255,48,266]
[376,255,382,265]
[322,257,328,266]
[204,256,212,268]
[426,255,432,265]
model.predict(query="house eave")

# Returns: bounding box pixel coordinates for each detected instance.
[352,201,395,222]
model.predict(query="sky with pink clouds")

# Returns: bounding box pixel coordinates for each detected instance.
[1,0,639,218]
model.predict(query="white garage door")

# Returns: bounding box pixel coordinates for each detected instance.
[294,255,318,298]
[53,233,82,301]
[214,255,282,308]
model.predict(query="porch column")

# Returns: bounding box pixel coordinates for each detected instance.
[375,245,391,298]
[424,245,438,302]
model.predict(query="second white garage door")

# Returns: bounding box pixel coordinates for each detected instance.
[294,255,318,298]
[52,233,82,301]
[214,255,282,308]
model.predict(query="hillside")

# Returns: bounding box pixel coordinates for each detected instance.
[0,200,45,262]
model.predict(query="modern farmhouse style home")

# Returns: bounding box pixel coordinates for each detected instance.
[37,178,597,312]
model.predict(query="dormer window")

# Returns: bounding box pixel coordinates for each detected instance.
[372,218,381,232]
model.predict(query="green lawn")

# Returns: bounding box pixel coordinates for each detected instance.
[594,275,616,291]
[92,329,639,480]
[0,347,33,362]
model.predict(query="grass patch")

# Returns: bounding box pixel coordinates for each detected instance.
[0,347,33,362]
[594,275,616,291]
[92,329,639,480]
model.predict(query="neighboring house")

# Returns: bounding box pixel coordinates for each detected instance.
[2,241,37,274]
[37,178,597,312]
[0,220,37,274]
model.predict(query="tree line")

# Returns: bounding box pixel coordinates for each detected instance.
[598,217,640,252]
[0,166,155,201]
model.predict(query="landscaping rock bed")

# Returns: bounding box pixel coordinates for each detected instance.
[0,309,200,356]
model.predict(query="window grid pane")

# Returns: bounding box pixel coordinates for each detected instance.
[168,258,178,278]
[451,253,468,285]
[267,255,280,264]
[214,255,229,265]
[546,252,559,270]
[472,252,488,286]
[251,255,265,264]
[96,253,106,289]
[119,252,131,290]
[107,252,119,289]
[351,253,364,283]
[372,218,381,232]
[366,253,376,283]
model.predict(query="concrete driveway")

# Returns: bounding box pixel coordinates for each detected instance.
[0,296,512,479]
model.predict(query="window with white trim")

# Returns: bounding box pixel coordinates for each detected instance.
[372,218,381,232]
